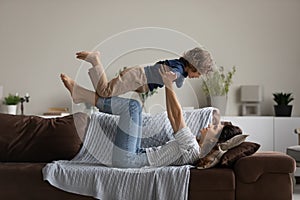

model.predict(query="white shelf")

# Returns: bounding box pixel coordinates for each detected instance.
[38,113,70,118]
[221,116,300,153]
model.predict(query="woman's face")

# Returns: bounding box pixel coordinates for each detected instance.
[198,124,224,147]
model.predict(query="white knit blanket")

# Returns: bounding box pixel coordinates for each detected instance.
[43,107,215,200]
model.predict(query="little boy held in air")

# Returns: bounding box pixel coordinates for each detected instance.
[76,47,214,98]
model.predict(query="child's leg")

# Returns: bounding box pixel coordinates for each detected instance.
[76,51,108,94]
[76,51,148,97]
[92,66,148,97]
[76,51,101,67]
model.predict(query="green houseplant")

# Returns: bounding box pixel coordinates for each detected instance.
[273,92,294,117]
[3,93,20,115]
[4,93,21,105]
[201,66,236,97]
[201,66,236,115]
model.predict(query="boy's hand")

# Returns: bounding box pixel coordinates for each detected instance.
[159,64,177,88]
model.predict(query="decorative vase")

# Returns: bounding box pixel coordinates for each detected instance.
[6,105,18,115]
[274,105,292,117]
[207,95,228,116]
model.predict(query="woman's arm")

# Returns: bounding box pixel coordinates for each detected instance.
[159,65,186,133]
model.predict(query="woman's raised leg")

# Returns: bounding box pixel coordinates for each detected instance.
[60,73,98,106]
[61,73,146,167]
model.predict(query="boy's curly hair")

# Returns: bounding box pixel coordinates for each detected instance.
[182,47,215,75]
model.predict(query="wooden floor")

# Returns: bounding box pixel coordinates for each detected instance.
[294,183,300,200]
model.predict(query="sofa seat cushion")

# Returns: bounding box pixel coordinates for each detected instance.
[0,162,93,200]
[0,112,88,162]
[189,168,235,190]
[189,168,235,200]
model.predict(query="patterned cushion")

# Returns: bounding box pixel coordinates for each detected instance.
[220,142,260,167]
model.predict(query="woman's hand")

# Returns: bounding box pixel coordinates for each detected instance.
[159,64,177,88]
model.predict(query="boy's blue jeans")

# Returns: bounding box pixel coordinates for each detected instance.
[96,96,149,168]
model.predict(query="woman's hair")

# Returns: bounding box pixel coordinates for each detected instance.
[217,124,242,143]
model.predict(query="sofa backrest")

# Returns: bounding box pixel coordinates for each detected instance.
[0,112,89,162]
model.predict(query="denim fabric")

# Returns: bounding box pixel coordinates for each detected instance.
[96,96,149,168]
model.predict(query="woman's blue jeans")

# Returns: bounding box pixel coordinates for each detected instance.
[96,96,149,168]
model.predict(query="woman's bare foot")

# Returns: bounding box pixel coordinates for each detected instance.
[76,51,101,66]
[60,73,81,104]
[60,74,98,105]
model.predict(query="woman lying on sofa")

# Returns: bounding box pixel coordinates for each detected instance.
[60,65,242,168]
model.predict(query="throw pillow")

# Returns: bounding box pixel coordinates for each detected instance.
[197,146,226,169]
[219,134,249,151]
[219,142,260,167]
[197,134,249,169]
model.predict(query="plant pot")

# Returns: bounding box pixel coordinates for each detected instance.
[274,105,292,117]
[6,105,18,115]
[207,95,228,116]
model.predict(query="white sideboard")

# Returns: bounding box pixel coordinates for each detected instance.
[274,117,300,152]
[221,116,300,153]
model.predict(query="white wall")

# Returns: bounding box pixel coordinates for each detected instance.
[0,0,299,116]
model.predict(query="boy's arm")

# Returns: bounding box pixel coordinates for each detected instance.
[159,65,186,133]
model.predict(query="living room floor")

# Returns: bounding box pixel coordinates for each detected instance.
[294,183,300,200]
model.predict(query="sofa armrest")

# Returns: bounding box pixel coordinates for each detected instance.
[234,151,296,183]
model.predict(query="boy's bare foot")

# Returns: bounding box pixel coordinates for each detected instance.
[76,51,100,66]
[60,73,81,104]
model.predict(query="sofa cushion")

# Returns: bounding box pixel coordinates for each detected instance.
[197,134,249,169]
[189,168,235,199]
[219,134,248,151]
[219,142,260,167]
[0,112,89,162]
[197,146,225,169]
[0,162,94,200]
[189,168,235,189]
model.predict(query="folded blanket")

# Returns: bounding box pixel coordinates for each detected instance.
[43,161,191,200]
[43,107,215,200]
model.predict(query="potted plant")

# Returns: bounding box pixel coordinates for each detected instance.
[273,92,294,117]
[201,66,236,115]
[3,93,21,115]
